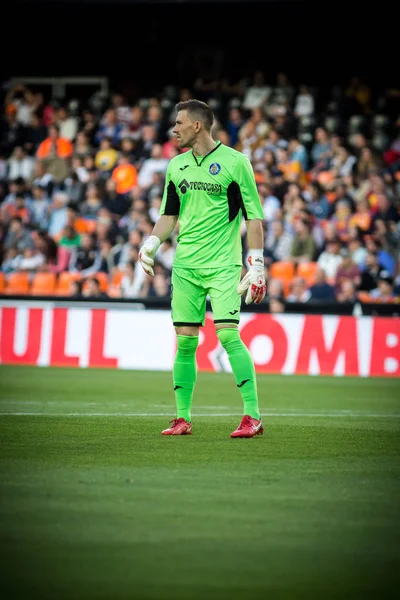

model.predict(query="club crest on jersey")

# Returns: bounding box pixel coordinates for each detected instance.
[209,162,221,175]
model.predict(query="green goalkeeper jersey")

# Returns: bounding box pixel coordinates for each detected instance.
[160,141,264,268]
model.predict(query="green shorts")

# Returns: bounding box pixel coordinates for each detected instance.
[171,266,242,327]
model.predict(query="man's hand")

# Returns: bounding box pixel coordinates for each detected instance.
[237,252,266,305]
[138,235,161,276]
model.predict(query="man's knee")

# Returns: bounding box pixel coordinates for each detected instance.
[175,326,200,337]
[216,326,240,349]
[175,331,199,355]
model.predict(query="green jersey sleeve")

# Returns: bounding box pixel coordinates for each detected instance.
[234,154,264,220]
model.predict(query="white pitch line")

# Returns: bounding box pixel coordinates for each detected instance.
[0,411,400,418]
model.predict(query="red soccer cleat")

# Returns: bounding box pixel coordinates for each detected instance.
[230,415,264,438]
[161,418,192,436]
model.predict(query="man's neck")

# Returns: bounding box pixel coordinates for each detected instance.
[192,136,218,157]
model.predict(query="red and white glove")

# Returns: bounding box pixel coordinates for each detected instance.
[237,250,266,305]
[138,235,161,277]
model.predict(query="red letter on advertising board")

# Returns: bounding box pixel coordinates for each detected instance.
[196,314,220,371]
[296,315,359,375]
[0,307,43,364]
[240,315,288,373]
[50,308,80,367]
[88,309,118,368]
[369,318,400,376]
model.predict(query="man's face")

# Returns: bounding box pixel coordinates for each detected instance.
[173,110,197,148]
[379,281,392,296]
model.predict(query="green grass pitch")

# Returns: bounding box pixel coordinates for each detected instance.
[0,365,399,600]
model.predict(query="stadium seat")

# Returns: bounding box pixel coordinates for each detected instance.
[112,270,124,287]
[269,261,296,298]
[31,272,57,296]
[55,272,82,296]
[0,272,5,294]
[5,272,30,295]
[74,218,96,234]
[269,261,295,282]
[297,261,318,285]
[357,292,373,303]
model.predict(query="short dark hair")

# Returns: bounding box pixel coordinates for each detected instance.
[175,99,214,131]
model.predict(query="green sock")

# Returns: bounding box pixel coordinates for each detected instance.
[217,328,260,420]
[173,335,199,422]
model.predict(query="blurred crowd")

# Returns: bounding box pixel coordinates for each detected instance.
[0,72,399,307]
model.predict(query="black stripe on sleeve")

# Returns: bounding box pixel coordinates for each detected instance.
[163,181,181,215]
[227,181,248,222]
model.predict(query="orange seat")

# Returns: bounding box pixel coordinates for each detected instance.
[0,272,5,293]
[74,218,96,234]
[297,261,318,285]
[112,269,124,287]
[55,272,82,296]
[357,292,373,303]
[31,272,57,296]
[269,261,296,282]
[5,272,30,295]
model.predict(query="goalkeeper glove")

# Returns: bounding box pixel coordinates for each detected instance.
[138,235,161,276]
[237,250,266,305]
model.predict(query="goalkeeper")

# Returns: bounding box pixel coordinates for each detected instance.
[139,99,266,438]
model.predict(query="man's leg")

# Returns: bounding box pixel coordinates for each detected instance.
[173,328,199,422]
[162,268,206,435]
[216,326,260,420]
[208,267,263,437]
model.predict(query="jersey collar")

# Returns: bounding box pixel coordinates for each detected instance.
[192,141,222,166]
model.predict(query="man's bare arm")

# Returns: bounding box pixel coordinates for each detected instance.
[152,215,178,243]
[245,219,264,252]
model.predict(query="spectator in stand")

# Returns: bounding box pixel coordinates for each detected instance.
[119,259,144,298]
[69,232,102,276]
[269,297,286,313]
[17,246,46,277]
[1,246,22,273]
[266,277,284,301]
[334,248,361,295]
[265,219,293,264]
[242,70,272,111]
[310,127,332,171]
[306,181,332,220]
[94,108,124,147]
[0,103,26,156]
[7,145,35,181]
[4,216,33,252]
[348,226,368,266]
[47,191,69,239]
[290,219,317,265]
[70,279,84,298]
[358,251,385,291]
[24,112,47,156]
[308,268,336,301]
[56,105,79,142]
[317,238,343,280]
[83,276,109,299]
[137,143,169,191]
[336,279,358,303]
[95,136,119,178]
[286,276,311,303]
[293,84,315,119]
[370,270,398,302]
[73,130,94,159]
[36,124,73,161]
